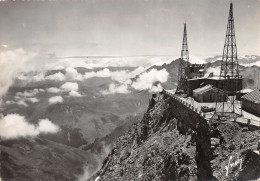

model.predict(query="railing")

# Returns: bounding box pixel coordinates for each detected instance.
[163,89,260,128]
[163,89,209,120]
[190,64,205,67]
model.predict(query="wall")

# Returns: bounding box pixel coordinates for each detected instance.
[194,88,226,102]
[189,64,205,78]
[187,78,243,96]
[162,90,214,180]
[241,99,260,117]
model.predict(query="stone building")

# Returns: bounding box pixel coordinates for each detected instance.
[187,77,243,97]
[241,89,260,117]
[193,84,226,102]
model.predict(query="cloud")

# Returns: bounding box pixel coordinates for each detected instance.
[60,82,79,92]
[94,176,100,181]
[32,73,45,82]
[110,67,145,83]
[150,83,164,92]
[0,114,59,140]
[84,68,111,79]
[84,67,145,83]
[0,48,38,97]
[189,55,206,64]
[5,100,15,105]
[16,72,45,84]
[131,68,169,92]
[68,90,82,97]
[26,97,39,103]
[127,67,146,78]
[77,142,111,181]
[52,56,181,70]
[100,68,168,94]
[241,61,260,67]
[101,83,130,95]
[47,87,61,93]
[16,100,28,107]
[11,89,41,106]
[47,84,82,97]
[47,58,100,70]
[16,88,40,97]
[37,119,60,133]
[0,52,198,97]
[49,96,64,104]
[125,79,132,85]
[44,67,83,82]
[65,67,83,81]
[45,72,65,81]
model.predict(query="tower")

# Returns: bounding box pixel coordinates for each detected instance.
[215,3,242,116]
[176,23,190,94]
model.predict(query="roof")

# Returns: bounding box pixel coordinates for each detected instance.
[188,76,222,81]
[188,77,242,81]
[193,84,225,95]
[193,85,213,94]
[238,89,253,94]
[241,89,260,104]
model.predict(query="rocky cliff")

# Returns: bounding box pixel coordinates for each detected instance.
[89,92,260,181]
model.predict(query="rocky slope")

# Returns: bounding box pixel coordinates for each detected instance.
[89,92,260,181]
[0,137,95,181]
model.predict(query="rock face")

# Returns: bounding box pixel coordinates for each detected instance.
[89,93,211,181]
[209,122,260,180]
[0,137,96,181]
[89,92,260,181]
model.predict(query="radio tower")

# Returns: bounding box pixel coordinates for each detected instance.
[216,3,241,116]
[176,23,190,94]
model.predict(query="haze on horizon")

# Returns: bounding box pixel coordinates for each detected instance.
[0,0,259,57]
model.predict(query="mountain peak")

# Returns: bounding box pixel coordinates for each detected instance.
[89,92,260,181]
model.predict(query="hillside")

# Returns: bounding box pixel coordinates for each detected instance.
[1,137,95,181]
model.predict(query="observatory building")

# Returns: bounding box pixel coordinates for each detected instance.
[176,3,242,115]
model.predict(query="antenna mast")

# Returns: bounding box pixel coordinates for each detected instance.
[176,23,190,94]
[215,3,242,116]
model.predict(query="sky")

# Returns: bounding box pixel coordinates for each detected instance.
[0,0,259,57]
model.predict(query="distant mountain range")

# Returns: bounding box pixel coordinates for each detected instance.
[1,55,260,180]
[205,55,260,66]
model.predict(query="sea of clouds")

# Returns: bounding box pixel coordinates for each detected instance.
[9,49,171,95]
[0,49,37,97]
[0,48,209,141]
[0,48,213,117]
[0,48,208,98]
